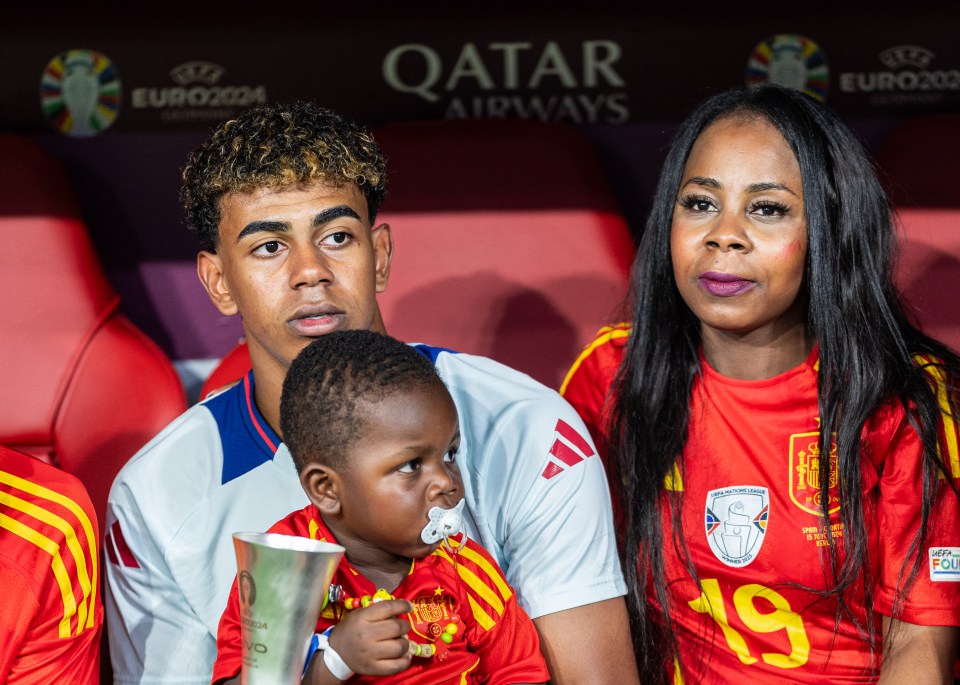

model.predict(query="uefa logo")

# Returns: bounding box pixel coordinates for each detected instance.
[746,34,829,102]
[40,49,121,137]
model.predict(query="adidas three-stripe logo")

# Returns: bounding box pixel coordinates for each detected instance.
[541,418,595,479]
[105,520,140,568]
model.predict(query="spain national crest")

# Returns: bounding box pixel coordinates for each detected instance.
[789,431,840,515]
[705,486,769,568]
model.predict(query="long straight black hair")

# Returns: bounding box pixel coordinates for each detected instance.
[611,84,960,682]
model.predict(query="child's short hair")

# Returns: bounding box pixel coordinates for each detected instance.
[280,330,445,473]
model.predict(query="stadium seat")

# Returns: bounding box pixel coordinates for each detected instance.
[892,209,960,355]
[200,117,636,398]
[874,114,960,355]
[199,338,252,400]
[0,133,187,531]
[874,113,960,684]
[874,113,960,209]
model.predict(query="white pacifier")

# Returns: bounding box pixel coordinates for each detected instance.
[421,499,467,549]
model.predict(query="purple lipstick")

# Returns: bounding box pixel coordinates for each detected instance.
[699,271,755,296]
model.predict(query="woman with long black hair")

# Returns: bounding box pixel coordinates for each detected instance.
[562,84,960,683]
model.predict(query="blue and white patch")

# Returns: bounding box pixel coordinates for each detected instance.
[705,486,769,568]
[929,548,960,582]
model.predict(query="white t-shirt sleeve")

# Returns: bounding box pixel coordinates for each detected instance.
[105,496,217,684]
[473,391,627,619]
[486,396,626,618]
[104,412,221,685]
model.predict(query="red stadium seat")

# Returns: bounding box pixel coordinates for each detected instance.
[874,114,960,355]
[875,116,960,684]
[0,134,187,531]
[199,118,636,398]
[199,338,252,400]
[893,209,960,355]
[874,114,960,209]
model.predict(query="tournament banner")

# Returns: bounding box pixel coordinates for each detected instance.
[4,11,960,136]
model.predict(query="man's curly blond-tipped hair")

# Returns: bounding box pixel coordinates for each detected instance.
[181,100,387,252]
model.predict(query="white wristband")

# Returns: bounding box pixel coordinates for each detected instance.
[312,628,354,681]
[322,640,354,681]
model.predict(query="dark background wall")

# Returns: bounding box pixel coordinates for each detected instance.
[4,2,960,366]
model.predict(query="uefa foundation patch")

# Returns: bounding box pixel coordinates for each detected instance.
[929,548,960,581]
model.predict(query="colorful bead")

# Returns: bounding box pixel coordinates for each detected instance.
[444,623,457,635]
[407,642,436,658]
[330,587,439,660]
[440,632,453,644]
[330,587,395,612]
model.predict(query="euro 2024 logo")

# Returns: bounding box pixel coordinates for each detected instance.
[40,49,121,137]
[746,34,828,103]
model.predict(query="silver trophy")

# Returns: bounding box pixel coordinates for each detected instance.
[233,532,345,684]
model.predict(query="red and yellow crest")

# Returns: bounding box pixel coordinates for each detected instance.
[788,431,840,515]
[409,593,460,641]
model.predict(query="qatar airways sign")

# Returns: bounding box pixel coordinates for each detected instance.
[382,40,629,124]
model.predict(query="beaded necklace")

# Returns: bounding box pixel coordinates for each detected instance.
[326,585,465,658]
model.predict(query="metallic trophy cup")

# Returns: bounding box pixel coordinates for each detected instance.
[233,532,345,684]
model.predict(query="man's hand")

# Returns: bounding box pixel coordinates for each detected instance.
[305,599,414,684]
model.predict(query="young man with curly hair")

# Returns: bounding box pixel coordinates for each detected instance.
[104,101,636,685]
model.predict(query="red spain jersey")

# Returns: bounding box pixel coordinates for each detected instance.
[562,326,960,683]
[212,505,548,685]
[0,446,102,685]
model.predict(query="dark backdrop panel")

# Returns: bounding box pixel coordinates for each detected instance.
[3,3,959,361]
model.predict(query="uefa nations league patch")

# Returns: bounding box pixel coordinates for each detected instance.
[705,486,769,568]
[929,548,960,582]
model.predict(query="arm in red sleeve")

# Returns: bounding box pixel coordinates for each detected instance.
[459,541,549,685]
[0,566,38,681]
[559,323,630,466]
[211,576,243,684]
